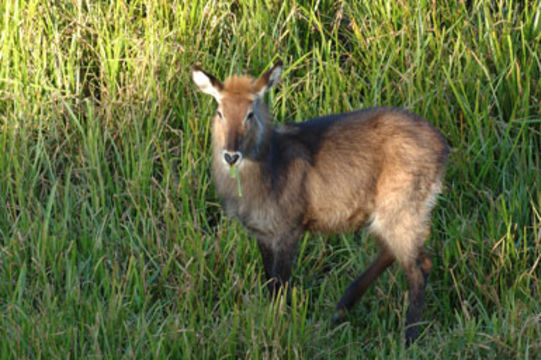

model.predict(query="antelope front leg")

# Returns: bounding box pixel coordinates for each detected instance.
[257,235,298,298]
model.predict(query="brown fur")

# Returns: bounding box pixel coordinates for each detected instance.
[223,76,259,95]
[193,64,448,345]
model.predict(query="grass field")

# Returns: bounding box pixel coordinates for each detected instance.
[1,0,540,358]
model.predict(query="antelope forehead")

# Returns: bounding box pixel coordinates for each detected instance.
[220,97,254,118]
[223,75,257,94]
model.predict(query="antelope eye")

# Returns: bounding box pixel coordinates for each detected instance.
[246,111,254,122]
[216,110,223,119]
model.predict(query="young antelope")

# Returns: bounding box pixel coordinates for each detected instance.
[192,62,448,345]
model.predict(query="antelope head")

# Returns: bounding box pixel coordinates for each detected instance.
[192,62,282,167]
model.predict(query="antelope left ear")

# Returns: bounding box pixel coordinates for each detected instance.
[192,65,224,101]
[254,61,283,97]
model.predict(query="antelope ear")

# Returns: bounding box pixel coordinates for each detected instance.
[192,65,223,101]
[253,61,283,97]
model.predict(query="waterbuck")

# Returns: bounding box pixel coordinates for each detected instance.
[192,62,448,345]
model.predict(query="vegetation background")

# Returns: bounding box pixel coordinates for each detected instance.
[1,0,540,358]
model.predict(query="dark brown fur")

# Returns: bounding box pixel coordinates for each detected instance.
[193,63,448,345]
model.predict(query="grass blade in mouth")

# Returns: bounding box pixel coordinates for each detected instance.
[230,165,243,197]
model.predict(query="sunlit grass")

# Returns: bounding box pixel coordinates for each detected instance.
[0,0,540,358]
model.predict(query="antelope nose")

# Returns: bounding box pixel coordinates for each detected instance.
[224,152,241,166]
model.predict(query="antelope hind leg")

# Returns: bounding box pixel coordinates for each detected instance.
[332,248,395,324]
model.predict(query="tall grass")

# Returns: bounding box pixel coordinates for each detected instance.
[0,0,540,358]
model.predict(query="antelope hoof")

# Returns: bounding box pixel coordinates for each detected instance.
[405,326,420,347]
[331,308,347,325]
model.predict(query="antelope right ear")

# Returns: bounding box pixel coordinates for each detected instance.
[192,65,223,101]
[253,61,283,97]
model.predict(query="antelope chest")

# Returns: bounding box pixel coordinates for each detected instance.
[223,195,284,238]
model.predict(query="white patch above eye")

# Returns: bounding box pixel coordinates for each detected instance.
[192,70,222,101]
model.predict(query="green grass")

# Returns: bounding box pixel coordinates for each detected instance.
[1,0,540,358]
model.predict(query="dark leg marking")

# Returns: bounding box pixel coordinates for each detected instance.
[257,238,297,298]
[332,248,395,323]
[404,251,432,346]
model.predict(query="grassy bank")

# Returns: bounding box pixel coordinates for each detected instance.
[1,0,540,358]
